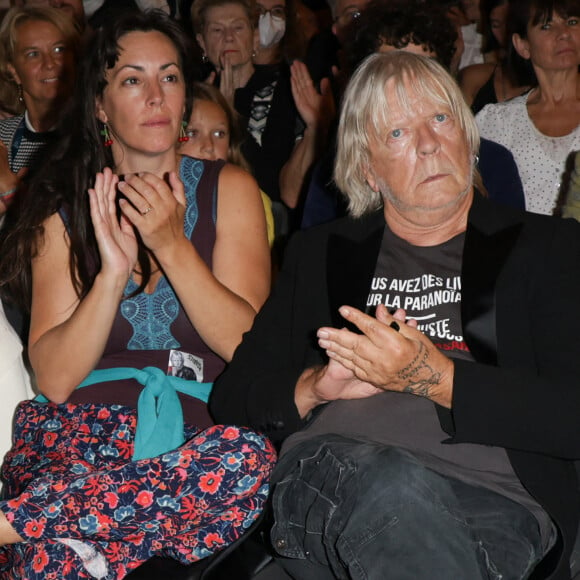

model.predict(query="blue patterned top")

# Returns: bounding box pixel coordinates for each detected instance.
[121,157,218,350]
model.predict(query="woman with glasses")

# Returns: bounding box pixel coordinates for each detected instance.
[253,0,300,65]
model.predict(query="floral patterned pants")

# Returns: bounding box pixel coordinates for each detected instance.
[0,401,276,579]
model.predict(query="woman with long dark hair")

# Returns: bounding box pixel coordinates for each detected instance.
[0,10,274,578]
[476,0,580,215]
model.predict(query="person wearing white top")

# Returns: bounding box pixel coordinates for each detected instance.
[476,91,580,215]
[475,0,580,215]
[0,302,33,463]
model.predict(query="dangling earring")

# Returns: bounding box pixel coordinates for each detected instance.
[179,121,189,143]
[100,123,113,147]
[201,52,208,64]
[17,84,23,103]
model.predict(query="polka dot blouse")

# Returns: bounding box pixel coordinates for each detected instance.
[476,92,580,215]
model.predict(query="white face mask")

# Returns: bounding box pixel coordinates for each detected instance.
[258,12,286,49]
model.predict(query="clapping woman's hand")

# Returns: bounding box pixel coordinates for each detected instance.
[116,171,187,256]
[290,60,335,131]
[88,167,138,283]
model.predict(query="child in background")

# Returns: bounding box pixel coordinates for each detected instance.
[179,83,275,247]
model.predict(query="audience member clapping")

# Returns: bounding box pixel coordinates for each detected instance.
[0,10,274,577]
[193,0,333,234]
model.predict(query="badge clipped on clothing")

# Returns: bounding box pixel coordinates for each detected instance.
[167,349,204,382]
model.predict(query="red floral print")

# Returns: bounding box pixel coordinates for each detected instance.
[0,402,276,579]
[198,471,223,494]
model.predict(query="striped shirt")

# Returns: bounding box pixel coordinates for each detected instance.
[0,114,56,173]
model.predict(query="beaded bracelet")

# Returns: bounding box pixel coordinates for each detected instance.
[0,188,16,198]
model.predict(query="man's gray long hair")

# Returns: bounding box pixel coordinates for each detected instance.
[334,52,480,217]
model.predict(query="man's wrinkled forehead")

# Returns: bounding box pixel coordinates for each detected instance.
[367,75,451,133]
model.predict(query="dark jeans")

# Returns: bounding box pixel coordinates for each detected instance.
[270,435,546,580]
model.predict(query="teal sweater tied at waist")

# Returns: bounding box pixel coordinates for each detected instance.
[35,366,213,461]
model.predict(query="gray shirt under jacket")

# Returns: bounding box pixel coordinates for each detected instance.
[282,225,554,551]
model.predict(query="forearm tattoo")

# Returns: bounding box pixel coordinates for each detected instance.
[398,343,442,398]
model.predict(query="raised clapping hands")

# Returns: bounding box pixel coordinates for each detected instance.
[207,52,245,107]
[89,168,188,282]
[88,167,138,283]
[313,304,454,409]
[290,60,335,131]
[116,171,186,255]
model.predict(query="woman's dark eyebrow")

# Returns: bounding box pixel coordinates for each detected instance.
[114,62,179,74]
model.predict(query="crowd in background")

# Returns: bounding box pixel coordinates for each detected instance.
[0,0,577,576]
[0,0,578,237]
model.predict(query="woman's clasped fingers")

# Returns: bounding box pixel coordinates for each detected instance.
[118,174,166,223]
[117,171,186,253]
[117,173,161,218]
